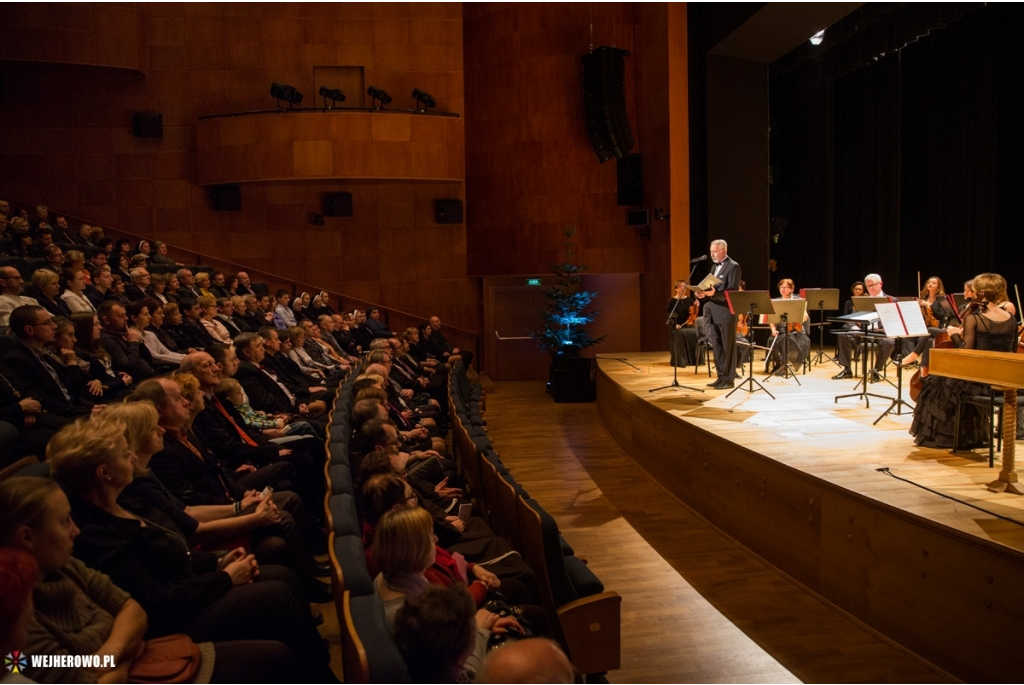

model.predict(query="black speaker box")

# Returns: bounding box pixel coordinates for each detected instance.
[581,46,634,163]
[323,192,353,217]
[211,185,241,211]
[549,356,596,403]
[617,153,643,205]
[435,199,463,224]
[132,111,163,138]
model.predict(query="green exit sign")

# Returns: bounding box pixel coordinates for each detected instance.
[526,278,541,286]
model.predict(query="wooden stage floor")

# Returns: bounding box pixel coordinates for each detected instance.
[598,351,1024,554]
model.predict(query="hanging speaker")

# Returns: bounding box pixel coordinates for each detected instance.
[581,46,634,163]
[617,153,643,206]
[210,185,241,211]
[434,199,463,224]
[132,111,163,138]
[323,192,353,217]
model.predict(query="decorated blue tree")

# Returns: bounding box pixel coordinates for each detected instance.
[532,225,605,355]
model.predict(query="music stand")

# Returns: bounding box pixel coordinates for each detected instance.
[802,288,840,366]
[650,293,704,394]
[831,298,891,407]
[723,290,775,400]
[762,298,808,384]
[871,301,925,424]
[952,292,966,311]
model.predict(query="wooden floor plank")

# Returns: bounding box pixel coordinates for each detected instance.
[484,378,950,684]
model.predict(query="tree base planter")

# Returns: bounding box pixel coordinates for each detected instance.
[549,355,597,403]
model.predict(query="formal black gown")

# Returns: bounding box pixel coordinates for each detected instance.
[765,298,810,372]
[667,297,699,367]
[909,312,1017,449]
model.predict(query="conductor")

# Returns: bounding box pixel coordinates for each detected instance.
[695,239,742,389]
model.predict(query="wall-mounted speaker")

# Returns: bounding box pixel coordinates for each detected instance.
[132,111,163,138]
[323,192,353,217]
[581,46,634,163]
[617,153,643,206]
[210,185,241,211]
[435,199,463,224]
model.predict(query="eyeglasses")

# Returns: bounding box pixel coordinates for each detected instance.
[32,318,56,326]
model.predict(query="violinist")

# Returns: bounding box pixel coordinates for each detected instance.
[667,280,700,368]
[902,276,956,367]
[842,281,866,316]
[910,273,1018,448]
[765,278,810,374]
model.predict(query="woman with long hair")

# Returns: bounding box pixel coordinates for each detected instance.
[60,314,131,401]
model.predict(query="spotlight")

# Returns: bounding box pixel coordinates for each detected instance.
[270,82,303,109]
[367,85,392,108]
[318,86,346,108]
[809,30,825,46]
[411,88,436,112]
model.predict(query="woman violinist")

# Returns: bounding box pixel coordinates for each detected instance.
[902,276,957,367]
[765,278,811,374]
[667,279,701,367]
[910,273,1018,449]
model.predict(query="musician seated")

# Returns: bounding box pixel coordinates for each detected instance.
[832,273,895,383]
[902,276,957,367]
[765,279,810,374]
[667,280,700,368]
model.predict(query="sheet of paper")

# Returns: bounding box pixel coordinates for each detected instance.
[874,302,907,336]
[896,300,930,336]
[695,273,722,291]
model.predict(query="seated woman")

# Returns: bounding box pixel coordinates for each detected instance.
[198,296,232,344]
[765,278,811,374]
[31,269,71,318]
[46,419,337,682]
[667,280,700,368]
[60,268,96,314]
[61,314,132,402]
[910,273,1018,449]
[194,272,214,298]
[145,272,172,305]
[126,299,183,372]
[902,276,958,367]
[0,477,294,684]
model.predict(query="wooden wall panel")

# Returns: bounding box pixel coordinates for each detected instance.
[0,2,477,336]
[0,2,142,70]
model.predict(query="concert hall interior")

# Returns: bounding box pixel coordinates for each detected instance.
[1,2,1023,684]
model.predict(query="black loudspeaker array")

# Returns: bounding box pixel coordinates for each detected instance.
[323,192,353,217]
[132,111,163,138]
[581,46,634,163]
[616,153,643,206]
[211,185,241,211]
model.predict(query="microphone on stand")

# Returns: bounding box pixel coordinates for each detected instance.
[689,255,708,264]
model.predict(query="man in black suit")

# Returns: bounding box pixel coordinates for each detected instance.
[176,268,203,300]
[695,239,742,389]
[2,305,95,417]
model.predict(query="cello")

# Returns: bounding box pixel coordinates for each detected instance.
[910,300,983,401]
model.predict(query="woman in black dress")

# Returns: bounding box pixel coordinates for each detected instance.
[667,280,700,367]
[910,273,1018,449]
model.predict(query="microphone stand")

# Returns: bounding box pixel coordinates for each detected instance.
[650,259,706,394]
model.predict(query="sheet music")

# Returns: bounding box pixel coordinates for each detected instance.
[896,300,929,336]
[875,303,906,336]
[875,302,929,337]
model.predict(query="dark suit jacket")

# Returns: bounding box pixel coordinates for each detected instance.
[122,284,147,303]
[192,395,280,468]
[99,329,154,380]
[148,430,244,506]
[235,359,295,414]
[214,314,241,338]
[178,285,203,301]
[704,256,742,324]
[1,342,94,417]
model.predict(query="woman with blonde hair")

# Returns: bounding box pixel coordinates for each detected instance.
[31,269,71,317]
[198,295,232,343]
[46,419,335,682]
[195,272,214,298]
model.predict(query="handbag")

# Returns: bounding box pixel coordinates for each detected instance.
[128,634,202,684]
[482,595,534,651]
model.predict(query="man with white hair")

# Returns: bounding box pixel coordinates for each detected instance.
[832,272,895,383]
[695,239,742,389]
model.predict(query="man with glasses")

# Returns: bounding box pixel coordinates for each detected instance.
[832,273,896,383]
[0,267,40,327]
[2,305,95,417]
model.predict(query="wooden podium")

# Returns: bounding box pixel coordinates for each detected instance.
[929,348,1024,494]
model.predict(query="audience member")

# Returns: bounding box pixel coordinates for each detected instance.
[0,266,39,327]
[97,300,154,381]
[60,268,96,313]
[31,269,71,318]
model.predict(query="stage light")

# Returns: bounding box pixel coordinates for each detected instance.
[367,85,392,108]
[270,82,303,108]
[809,30,825,46]
[412,88,436,112]
[318,86,346,108]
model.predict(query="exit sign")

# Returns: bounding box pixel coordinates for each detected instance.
[526,278,541,286]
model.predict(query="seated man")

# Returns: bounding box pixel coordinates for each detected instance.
[256,327,331,405]
[123,267,150,303]
[0,266,39,327]
[2,305,94,418]
[97,300,154,381]
[231,332,328,430]
[832,273,896,383]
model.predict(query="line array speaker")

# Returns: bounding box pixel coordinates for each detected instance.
[581,46,634,163]
[617,153,643,206]
[323,192,353,217]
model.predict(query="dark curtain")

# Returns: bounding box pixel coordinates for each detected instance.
[768,3,1024,305]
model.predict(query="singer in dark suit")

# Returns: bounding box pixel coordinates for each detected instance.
[695,239,742,389]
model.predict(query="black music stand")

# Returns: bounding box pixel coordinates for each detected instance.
[871,302,924,424]
[762,298,808,384]
[650,294,704,395]
[802,288,840,366]
[831,304,891,408]
[724,290,775,400]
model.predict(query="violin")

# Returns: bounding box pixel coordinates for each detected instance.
[786,321,803,334]
[917,271,940,328]
[737,313,749,337]
[684,298,700,327]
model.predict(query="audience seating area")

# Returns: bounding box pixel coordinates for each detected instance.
[0,197,621,683]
